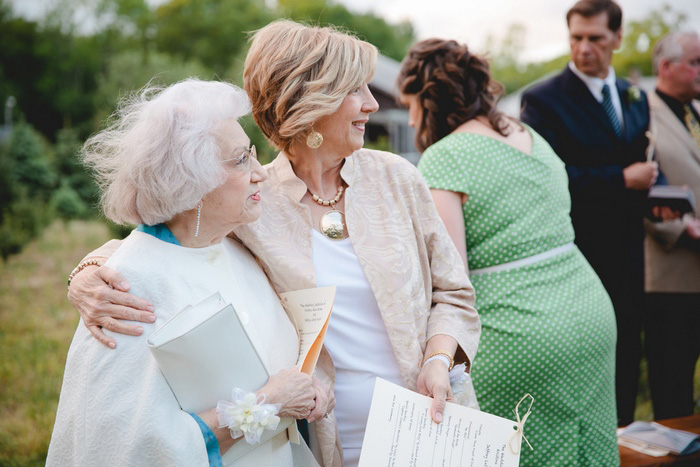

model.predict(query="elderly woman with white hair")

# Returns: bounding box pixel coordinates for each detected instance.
[47,79,326,466]
[67,21,481,467]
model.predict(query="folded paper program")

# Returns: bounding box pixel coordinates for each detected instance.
[618,421,700,456]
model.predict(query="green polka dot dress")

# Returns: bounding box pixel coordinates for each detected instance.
[418,127,619,467]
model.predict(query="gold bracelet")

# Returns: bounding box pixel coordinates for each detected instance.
[423,350,455,370]
[67,259,103,287]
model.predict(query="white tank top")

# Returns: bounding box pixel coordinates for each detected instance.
[312,229,404,466]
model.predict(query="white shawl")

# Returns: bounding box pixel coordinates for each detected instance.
[47,232,300,466]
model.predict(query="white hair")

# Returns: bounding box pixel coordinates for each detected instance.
[652,31,700,76]
[82,78,251,225]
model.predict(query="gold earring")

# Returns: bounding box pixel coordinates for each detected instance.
[306,130,323,149]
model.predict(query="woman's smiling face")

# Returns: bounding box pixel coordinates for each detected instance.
[312,83,379,157]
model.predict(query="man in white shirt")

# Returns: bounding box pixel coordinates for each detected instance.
[520,0,656,426]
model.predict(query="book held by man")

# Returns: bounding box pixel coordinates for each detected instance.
[647,185,696,220]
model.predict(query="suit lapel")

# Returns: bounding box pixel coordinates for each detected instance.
[561,67,619,140]
[650,93,700,165]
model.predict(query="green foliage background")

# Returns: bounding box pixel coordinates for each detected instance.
[0,0,690,301]
[0,0,696,464]
[0,0,417,259]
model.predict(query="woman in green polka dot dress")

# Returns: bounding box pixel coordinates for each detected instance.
[397,39,619,466]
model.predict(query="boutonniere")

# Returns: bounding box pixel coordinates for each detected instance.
[627,85,642,102]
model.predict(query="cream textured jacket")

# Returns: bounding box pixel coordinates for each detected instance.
[234,149,481,467]
[645,93,700,293]
[86,149,481,467]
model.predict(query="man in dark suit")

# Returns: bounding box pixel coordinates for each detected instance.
[521,0,657,426]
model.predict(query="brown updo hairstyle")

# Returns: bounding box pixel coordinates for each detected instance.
[397,38,516,152]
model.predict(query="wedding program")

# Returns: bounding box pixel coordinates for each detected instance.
[358,378,523,467]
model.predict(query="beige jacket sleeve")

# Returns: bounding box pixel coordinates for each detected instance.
[412,168,481,369]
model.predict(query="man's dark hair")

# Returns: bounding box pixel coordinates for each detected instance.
[566,0,622,32]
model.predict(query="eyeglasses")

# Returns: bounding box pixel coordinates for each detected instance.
[221,145,257,169]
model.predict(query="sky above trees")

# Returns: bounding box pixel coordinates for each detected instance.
[337,0,700,62]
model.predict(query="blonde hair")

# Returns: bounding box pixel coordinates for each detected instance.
[244,20,377,153]
[82,79,251,226]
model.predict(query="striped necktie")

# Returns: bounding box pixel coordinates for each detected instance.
[684,104,700,150]
[601,84,623,138]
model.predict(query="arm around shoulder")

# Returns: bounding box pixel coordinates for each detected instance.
[68,237,155,349]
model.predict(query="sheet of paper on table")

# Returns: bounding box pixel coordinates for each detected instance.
[359,378,522,467]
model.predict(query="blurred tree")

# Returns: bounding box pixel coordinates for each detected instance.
[8,122,56,201]
[99,0,154,56]
[277,0,415,62]
[0,2,103,140]
[52,128,95,218]
[92,50,213,123]
[51,181,89,221]
[153,0,275,75]
[615,4,686,77]
[0,122,56,259]
[0,0,422,258]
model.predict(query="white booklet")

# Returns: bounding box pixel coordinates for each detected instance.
[146,289,335,465]
[359,378,525,467]
[147,293,268,412]
[147,292,293,464]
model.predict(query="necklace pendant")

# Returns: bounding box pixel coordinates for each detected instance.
[320,209,346,240]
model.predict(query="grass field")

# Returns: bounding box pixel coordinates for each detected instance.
[0,220,697,465]
[0,220,112,466]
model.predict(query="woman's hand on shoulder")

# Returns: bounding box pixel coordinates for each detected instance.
[260,367,315,420]
[307,375,335,422]
[417,359,453,424]
[68,264,155,349]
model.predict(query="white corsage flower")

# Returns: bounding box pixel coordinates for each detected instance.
[449,363,469,396]
[449,363,480,409]
[217,388,281,444]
